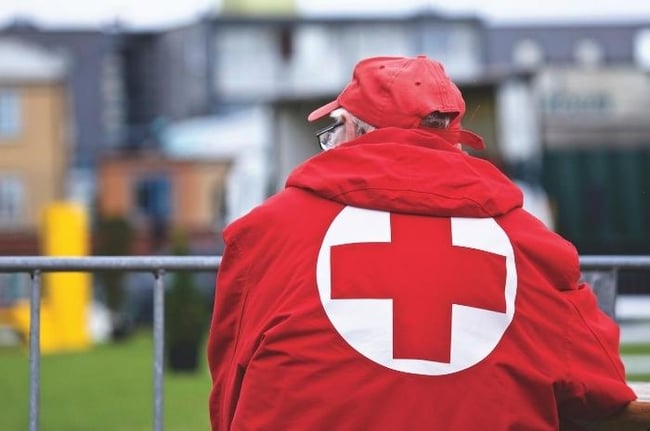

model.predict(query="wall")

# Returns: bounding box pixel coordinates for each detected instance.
[0,83,68,231]
[211,17,485,104]
[97,156,231,235]
[537,67,650,149]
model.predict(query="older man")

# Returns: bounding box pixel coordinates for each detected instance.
[208,55,648,430]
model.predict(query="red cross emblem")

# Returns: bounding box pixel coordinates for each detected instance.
[330,214,507,364]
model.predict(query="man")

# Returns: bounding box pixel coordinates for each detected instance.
[208,55,649,430]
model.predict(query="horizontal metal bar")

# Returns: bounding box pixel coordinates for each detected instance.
[1,255,649,273]
[579,256,650,270]
[0,256,221,273]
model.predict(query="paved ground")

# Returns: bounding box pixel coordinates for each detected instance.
[628,382,650,401]
[618,301,650,378]
[620,320,650,344]
[617,295,650,322]
[622,353,650,375]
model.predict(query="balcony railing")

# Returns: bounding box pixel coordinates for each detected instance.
[0,255,649,431]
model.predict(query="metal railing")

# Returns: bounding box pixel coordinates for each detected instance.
[0,254,649,430]
[0,256,221,431]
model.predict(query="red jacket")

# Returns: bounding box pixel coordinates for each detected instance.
[208,128,635,430]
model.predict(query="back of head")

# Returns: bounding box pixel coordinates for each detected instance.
[308,55,484,150]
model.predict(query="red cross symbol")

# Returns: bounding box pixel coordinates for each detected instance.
[330,214,507,364]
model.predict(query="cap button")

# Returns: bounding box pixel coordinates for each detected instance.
[417,55,427,59]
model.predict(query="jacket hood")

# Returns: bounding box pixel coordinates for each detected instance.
[286,128,523,218]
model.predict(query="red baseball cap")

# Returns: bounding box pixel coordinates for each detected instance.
[308,55,485,150]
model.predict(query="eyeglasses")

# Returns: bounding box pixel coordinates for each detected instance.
[315,120,344,151]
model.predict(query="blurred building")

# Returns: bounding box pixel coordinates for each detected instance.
[74,14,650,256]
[488,23,650,151]
[0,37,70,254]
[113,12,494,251]
[206,13,492,185]
[104,23,228,253]
[2,12,650,259]
[119,23,213,150]
[0,23,125,206]
[487,22,650,254]
[97,153,230,254]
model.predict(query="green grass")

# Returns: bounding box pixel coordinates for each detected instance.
[0,331,211,431]
[0,335,647,430]
[621,343,650,382]
[620,343,650,355]
[628,374,650,382]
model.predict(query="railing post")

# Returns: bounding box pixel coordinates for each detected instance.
[153,269,165,431]
[581,268,619,318]
[29,270,41,431]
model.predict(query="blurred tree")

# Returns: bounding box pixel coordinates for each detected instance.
[95,216,134,340]
[165,231,209,372]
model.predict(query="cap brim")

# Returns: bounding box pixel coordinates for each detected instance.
[307,100,340,122]
[459,129,485,150]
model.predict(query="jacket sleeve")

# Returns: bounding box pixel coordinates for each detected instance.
[556,281,637,423]
[207,230,250,431]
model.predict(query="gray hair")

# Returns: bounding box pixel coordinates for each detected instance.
[332,108,455,131]
[419,111,456,129]
[330,108,376,136]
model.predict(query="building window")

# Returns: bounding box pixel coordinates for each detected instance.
[135,175,171,221]
[635,29,650,70]
[135,175,171,248]
[574,38,604,67]
[101,55,126,147]
[278,27,294,61]
[0,176,23,225]
[0,90,22,139]
[512,38,544,68]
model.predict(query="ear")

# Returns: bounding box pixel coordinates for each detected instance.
[339,111,360,143]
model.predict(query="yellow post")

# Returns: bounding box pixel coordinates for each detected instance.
[39,203,92,352]
[2,203,92,352]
